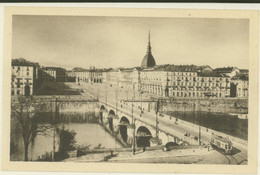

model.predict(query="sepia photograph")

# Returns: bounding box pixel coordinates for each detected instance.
[1,6,259,174]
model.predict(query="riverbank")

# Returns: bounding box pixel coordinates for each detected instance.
[63,145,242,164]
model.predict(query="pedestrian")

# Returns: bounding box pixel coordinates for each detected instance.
[143,146,146,152]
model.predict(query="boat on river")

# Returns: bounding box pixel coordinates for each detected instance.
[237,114,248,119]
[229,113,248,119]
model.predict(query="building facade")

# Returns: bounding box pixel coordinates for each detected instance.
[230,74,249,98]
[11,58,39,96]
[138,67,230,98]
[42,67,66,82]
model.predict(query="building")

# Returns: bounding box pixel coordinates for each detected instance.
[73,67,90,83]
[65,70,76,82]
[73,67,108,84]
[141,31,156,68]
[106,68,120,87]
[239,69,249,76]
[11,58,40,96]
[214,67,240,78]
[138,65,230,98]
[42,67,66,82]
[230,74,249,98]
[118,68,134,90]
[89,67,104,83]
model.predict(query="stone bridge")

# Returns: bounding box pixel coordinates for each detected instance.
[34,95,192,148]
[97,102,185,149]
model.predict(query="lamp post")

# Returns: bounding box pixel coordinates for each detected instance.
[105,83,108,107]
[52,97,58,162]
[198,101,201,145]
[166,72,170,97]
[140,91,143,113]
[156,99,160,138]
[116,87,117,113]
[131,97,136,155]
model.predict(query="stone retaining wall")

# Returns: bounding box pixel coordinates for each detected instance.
[160,98,248,114]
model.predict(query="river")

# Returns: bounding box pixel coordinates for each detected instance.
[165,111,248,140]
[10,122,123,161]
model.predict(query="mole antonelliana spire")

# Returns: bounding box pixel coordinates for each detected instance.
[141,30,156,68]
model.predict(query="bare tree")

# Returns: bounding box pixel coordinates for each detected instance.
[11,95,48,161]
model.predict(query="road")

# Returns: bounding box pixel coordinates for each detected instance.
[68,82,248,165]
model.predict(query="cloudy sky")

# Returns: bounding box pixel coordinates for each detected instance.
[12,15,249,70]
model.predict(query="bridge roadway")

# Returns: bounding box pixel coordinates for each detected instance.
[69,83,248,164]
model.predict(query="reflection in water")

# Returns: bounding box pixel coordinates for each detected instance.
[11,123,122,161]
[165,111,248,140]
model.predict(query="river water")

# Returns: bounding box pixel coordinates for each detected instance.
[165,111,248,140]
[10,123,123,161]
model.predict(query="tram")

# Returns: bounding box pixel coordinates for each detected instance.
[210,134,232,154]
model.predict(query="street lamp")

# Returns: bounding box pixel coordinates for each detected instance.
[140,91,144,114]
[156,99,160,138]
[131,98,136,155]
[105,83,108,107]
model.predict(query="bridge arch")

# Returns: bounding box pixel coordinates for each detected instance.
[136,126,152,147]
[99,105,106,123]
[119,116,130,143]
[108,110,116,132]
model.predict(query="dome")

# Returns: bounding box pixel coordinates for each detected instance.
[141,31,156,68]
[141,53,156,68]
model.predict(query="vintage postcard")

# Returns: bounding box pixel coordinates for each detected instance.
[1,6,259,174]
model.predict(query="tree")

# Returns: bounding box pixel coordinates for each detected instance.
[11,95,48,161]
[58,126,76,154]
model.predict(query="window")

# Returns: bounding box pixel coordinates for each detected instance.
[11,90,14,95]
[27,67,29,71]
[27,72,29,76]
[17,90,20,95]
[18,67,20,70]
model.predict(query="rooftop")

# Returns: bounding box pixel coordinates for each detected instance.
[42,66,66,71]
[12,58,40,67]
[214,67,238,73]
[154,64,198,72]
[197,71,227,77]
[231,74,249,81]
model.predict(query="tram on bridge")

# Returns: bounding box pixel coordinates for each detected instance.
[210,134,232,154]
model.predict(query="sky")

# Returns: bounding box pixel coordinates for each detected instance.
[12,15,249,70]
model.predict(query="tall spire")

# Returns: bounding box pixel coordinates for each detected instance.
[147,30,152,53]
[141,30,156,68]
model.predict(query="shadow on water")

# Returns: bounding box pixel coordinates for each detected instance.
[34,81,81,95]
[165,111,248,140]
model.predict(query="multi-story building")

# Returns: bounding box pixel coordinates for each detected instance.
[11,58,40,96]
[42,67,66,82]
[73,67,108,84]
[65,70,76,82]
[132,68,141,92]
[89,67,104,83]
[73,68,90,83]
[138,66,230,98]
[106,69,120,87]
[230,74,249,98]
[118,68,134,90]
